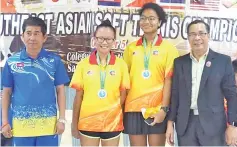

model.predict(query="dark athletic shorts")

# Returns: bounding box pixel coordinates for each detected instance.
[123,112,167,134]
[79,130,121,140]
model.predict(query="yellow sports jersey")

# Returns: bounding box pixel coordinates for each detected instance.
[70,51,130,132]
[123,34,179,112]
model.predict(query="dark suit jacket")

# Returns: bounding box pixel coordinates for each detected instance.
[169,49,237,136]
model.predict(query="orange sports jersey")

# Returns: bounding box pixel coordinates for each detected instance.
[123,34,179,112]
[70,51,130,132]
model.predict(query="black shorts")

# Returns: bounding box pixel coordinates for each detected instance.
[123,112,168,135]
[79,130,121,140]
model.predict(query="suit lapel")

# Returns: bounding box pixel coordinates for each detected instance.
[183,54,192,98]
[198,49,216,94]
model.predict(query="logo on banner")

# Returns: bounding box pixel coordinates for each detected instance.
[98,0,121,6]
[44,0,67,5]
[76,0,91,3]
[72,0,97,5]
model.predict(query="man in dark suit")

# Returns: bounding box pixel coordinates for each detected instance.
[232,59,237,86]
[166,20,237,146]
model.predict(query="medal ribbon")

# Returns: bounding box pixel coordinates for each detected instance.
[96,52,111,89]
[142,35,158,70]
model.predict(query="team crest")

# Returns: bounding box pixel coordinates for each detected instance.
[87,70,93,75]
[132,51,137,55]
[153,50,158,55]
[16,62,24,67]
[109,70,116,76]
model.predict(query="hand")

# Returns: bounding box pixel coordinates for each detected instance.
[2,124,12,138]
[150,109,166,126]
[55,121,65,135]
[166,121,174,146]
[225,125,237,146]
[71,123,80,139]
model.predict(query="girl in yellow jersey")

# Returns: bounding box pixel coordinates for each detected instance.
[70,20,130,146]
[123,2,179,146]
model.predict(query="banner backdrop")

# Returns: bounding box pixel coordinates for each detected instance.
[1,0,237,146]
[1,0,237,79]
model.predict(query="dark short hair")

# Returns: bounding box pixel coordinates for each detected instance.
[22,17,47,35]
[94,19,116,38]
[139,2,167,28]
[187,19,210,34]
[232,59,237,73]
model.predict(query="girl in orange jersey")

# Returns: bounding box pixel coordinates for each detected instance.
[70,20,130,146]
[123,2,179,146]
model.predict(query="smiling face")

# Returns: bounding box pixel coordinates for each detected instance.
[94,27,115,55]
[21,25,47,51]
[139,8,160,34]
[188,23,209,56]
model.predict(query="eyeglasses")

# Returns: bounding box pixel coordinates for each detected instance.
[95,37,114,43]
[140,16,158,22]
[188,32,208,38]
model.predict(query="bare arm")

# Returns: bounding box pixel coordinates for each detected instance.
[56,85,66,119]
[166,60,180,145]
[151,77,172,125]
[162,77,172,107]
[72,90,83,126]
[120,90,126,111]
[2,87,12,124]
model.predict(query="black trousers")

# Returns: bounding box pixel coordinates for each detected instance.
[177,112,226,146]
[1,134,12,146]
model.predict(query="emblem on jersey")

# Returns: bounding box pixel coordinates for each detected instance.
[153,50,158,55]
[133,51,137,55]
[49,59,54,62]
[16,62,24,67]
[87,70,93,75]
[50,71,55,76]
[109,70,116,76]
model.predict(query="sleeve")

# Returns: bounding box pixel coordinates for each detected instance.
[2,61,14,88]
[221,56,237,123]
[168,59,179,121]
[54,57,70,86]
[165,43,179,78]
[123,44,131,71]
[69,61,84,91]
[120,60,130,91]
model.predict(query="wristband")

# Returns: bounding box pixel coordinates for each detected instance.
[58,118,66,124]
[1,123,9,130]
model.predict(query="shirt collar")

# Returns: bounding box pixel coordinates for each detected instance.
[136,34,163,46]
[89,50,116,65]
[190,47,209,61]
[20,48,48,60]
